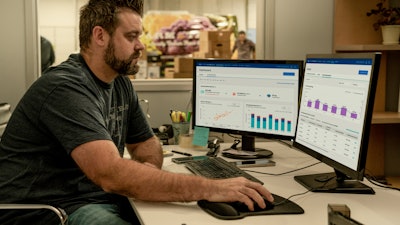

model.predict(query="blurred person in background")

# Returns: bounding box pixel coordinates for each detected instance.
[232,30,255,59]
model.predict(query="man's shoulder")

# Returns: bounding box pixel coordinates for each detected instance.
[42,54,90,84]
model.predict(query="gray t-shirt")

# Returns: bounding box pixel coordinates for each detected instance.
[0,54,154,224]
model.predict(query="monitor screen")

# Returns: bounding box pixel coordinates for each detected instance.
[193,59,303,159]
[293,52,381,194]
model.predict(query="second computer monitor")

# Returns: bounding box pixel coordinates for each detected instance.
[192,59,303,158]
[293,52,381,194]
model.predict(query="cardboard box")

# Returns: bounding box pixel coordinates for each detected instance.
[198,40,231,54]
[211,51,232,59]
[174,57,194,73]
[164,67,175,79]
[199,30,231,42]
[193,51,214,59]
[140,49,147,60]
[193,51,232,59]
[173,72,193,78]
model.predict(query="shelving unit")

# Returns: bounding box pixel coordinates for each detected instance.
[335,0,400,188]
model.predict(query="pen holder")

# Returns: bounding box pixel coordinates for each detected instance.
[172,122,190,145]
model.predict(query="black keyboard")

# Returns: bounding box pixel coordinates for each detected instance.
[184,157,264,184]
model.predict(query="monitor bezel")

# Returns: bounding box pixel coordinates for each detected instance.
[192,58,304,142]
[293,52,381,181]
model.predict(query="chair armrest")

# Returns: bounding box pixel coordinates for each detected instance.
[0,204,68,225]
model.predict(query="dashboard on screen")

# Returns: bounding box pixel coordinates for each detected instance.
[193,59,303,143]
[293,52,381,194]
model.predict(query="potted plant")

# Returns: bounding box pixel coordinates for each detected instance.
[367,0,400,44]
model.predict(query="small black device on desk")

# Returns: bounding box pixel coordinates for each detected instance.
[232,159,276,168]
[206,139,220,157]
[172,155,208,164]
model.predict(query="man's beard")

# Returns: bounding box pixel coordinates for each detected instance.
[104,41,140,76]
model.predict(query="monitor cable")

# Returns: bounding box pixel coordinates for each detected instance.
[273,176,334,206]
[364,171,400,191]
[242,161,327,207]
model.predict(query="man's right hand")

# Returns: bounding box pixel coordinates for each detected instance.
[205,177,274,211]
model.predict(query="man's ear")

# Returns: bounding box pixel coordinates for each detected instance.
[92,26,109,47]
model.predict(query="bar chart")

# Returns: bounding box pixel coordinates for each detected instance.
[300,82,366,124]
[306,99,359,119]
[250,113,292,132]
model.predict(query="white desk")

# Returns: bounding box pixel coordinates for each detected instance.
[129,141,400,225]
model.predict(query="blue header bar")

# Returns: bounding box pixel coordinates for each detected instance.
[195,61,300,69]
[307,58,373,65]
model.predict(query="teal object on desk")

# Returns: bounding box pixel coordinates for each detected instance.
[192,126,209,146]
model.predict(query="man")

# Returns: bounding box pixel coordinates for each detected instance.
[232,30,256,59]
[0,1,273,224]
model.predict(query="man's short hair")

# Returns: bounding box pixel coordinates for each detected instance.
[79,0,143,51]
[238,30,246,35]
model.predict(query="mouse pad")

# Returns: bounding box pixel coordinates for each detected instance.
[197,193,304,220]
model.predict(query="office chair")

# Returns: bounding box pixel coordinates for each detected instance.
[0,204,68,225]
[0,102,68,224]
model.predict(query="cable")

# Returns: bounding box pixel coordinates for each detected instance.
[364,173,400,191]
[227,133,241,140]
[273,189,311,206]
[243,161,322,176]
[273,176,334,206]
[242,161,323,206]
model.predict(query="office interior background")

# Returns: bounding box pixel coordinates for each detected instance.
[0,0,333,111]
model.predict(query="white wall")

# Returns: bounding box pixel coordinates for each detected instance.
[132,79,192,128]
[38,0,81,66]
[0,0,40,109]
[257,0,334,61]
[273,0,334,60]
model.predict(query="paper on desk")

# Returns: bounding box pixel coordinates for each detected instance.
[223,149,258,156]
[192,126,209,146]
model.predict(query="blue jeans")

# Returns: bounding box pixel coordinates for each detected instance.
[66,204,135,225]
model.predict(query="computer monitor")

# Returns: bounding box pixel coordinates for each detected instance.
[192,59,303,159]
[293,52,381,194]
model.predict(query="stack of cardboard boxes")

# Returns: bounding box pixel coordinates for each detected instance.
[168,30,232,79]
[136,30,232,79]
[169,57,194,78]
[194,30,232,59]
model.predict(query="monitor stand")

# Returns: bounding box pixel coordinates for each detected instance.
[294,170,375,194]
[222,135,273,159]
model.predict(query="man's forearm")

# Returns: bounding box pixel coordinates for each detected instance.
[126,136,163,168]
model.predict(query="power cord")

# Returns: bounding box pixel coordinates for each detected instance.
[273,176,334,206]
[364,172,400,191]
[243,161,324,206]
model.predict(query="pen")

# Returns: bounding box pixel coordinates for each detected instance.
[171,150,192,156]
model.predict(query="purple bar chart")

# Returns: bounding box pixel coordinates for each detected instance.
[306,99,358,119]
